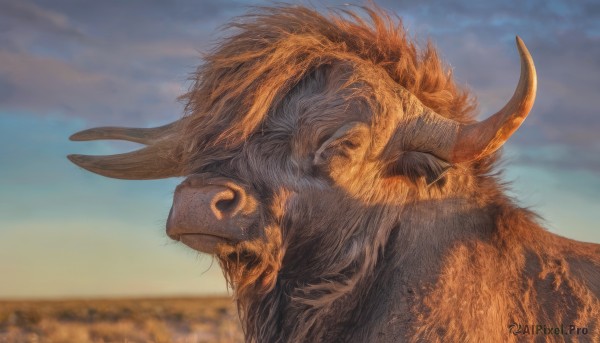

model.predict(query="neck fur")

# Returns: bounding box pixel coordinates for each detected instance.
[238,186,507,342]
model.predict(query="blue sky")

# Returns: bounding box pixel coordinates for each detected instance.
[0,0,598,298]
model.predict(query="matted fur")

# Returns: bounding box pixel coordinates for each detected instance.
[171,4,600,343]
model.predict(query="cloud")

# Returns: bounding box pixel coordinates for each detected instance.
[0,0,244,126]
[0,0,83,38]
[0,0,598,173]
[0,50,185,125]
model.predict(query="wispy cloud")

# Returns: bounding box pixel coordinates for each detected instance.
[0,49,187,125]
[0,0,84,38]
[1,0,597,169]
[0,0,242,125]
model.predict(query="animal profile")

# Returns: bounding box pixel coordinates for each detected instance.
[68,5,600,342]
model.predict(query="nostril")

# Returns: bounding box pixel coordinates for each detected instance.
[211,188,243,219]
[215,194,238,213]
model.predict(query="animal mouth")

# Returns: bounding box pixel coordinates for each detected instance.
[174,233,236,254]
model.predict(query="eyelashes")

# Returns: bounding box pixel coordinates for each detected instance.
[386,151,452,185]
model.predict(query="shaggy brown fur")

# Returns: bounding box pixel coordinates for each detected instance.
[172,5,600,343]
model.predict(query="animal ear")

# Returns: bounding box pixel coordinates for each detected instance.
[387,151,452,186]
[313,121,370,166]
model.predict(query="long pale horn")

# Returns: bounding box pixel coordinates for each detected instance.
[69,121,179,145]
[67,139,183,180]
[449,36,537,162]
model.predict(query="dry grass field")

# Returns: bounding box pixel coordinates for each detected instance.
[0,297,243,343]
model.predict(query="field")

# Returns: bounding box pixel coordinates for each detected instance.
[0,297,243,343]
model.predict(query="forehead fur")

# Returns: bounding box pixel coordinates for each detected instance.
[178,5,476,171]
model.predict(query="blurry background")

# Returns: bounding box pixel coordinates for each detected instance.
[0,0,599,300]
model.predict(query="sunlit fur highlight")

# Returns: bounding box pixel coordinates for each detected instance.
[177,5,475,165]
[174,4,600,343]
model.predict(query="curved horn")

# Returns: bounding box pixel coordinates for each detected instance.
[449,36,537,162]
[68,120,185,180]
[69,121,179,145]
[67,140,183,180]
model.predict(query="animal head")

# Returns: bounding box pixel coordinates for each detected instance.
[68,5,535,309]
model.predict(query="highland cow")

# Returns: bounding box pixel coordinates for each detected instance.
[68,5,600,343]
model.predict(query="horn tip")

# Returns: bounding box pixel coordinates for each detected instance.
[69,132,85,141]
[515,36,524,50]
[67,154,98,169]
[67,154,85,165]
[69,129,98,141]
[514,36,531,57]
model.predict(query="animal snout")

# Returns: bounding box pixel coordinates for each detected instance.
[166,175,257,243]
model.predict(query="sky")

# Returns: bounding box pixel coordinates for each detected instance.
[0,0,598,299]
